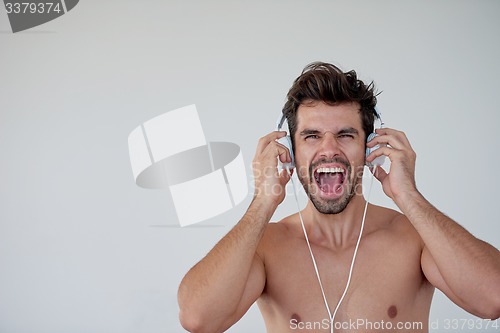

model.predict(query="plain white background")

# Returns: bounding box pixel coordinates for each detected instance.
[1,1,499,332]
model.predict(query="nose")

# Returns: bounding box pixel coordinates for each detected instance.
[318,131,341,160]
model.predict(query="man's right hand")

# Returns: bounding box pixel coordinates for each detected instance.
[252,131,293,208]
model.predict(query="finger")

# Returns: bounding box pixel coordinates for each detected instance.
[366,145,397,164]
[371,165,388,184]
[255,131,287,154]
[270,140,292,162]
[259,140,291,165]
[277,144,292,164]
[374,127,402,137]
[374,128,413,150]
[367,135,403,152]
[278,167,292,185]
[366,145,387,162]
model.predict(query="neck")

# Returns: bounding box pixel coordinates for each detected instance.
[302,193,368,249]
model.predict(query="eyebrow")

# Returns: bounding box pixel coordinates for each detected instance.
[299,127,359,136]
[338,127,359,135]
[299,129,322,136]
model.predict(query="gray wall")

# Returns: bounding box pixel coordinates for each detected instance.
[1,1,499,332]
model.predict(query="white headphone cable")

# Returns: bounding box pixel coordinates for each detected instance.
[287,167,375,333]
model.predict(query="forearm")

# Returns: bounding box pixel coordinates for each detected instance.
[398,191,500,313]
[178,197,275,330]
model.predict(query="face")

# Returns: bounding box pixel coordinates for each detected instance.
[294,101,366,214]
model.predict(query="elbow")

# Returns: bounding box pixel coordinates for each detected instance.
[179,306,232,333]
[475,287,500,320]
[470,308,500,321]
[487,280,500,320]
[178,297,210,333]
[480,307,500,321]
[489,297,500,320]
[179,309,227,333]
[178,301,221,333]
[474,274,500,320]
[179,309,205,333]
[178,282,232,333]
[178,283,206,332]
[178,297,215,332]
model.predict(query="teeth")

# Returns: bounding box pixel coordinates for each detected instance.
[316,167,344,174]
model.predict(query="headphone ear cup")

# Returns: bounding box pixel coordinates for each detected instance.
[365,133,377,160]
[365,132,386,167]
[277,135,295,169]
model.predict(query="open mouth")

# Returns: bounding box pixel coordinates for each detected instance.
[314,166,346,195]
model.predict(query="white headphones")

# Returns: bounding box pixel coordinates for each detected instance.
[275,107,386,169]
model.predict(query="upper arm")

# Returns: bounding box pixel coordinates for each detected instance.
[221,252,266,330]
[421,246,469,311]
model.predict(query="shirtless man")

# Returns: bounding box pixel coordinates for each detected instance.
[178,62,500,333]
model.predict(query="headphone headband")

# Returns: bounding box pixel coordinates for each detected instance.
[374,107,384,128]
[276,113,286,131]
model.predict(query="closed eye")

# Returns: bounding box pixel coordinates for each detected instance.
[337,128,358,140]
[300,129,323,141]
[300,128,358,141]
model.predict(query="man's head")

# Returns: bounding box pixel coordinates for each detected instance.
[282,62,378,214]
[282,62,378,149]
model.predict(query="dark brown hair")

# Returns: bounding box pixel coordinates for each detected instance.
[282,62,378,148]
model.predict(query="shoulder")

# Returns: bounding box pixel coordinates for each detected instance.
[261,214,296,242]
[366,204,424,251]
[256,214,300,258]
[368,204,414,230]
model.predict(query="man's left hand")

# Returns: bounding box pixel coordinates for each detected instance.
[366,128,418,204]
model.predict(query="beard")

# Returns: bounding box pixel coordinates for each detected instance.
[298,157,363,214]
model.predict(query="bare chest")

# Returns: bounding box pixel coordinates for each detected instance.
[258,231,433,332]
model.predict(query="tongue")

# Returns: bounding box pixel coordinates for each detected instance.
[318,173,343,193]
